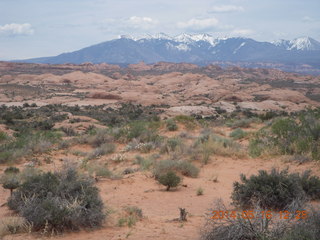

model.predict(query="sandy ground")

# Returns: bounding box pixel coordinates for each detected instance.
[1,153,319,240]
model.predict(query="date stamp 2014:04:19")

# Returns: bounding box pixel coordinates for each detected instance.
[211,210,308,220]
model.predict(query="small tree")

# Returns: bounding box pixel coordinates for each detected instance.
[2,167,20,196]
[158,171,181,191]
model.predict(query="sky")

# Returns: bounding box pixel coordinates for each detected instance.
[0,0,319,60]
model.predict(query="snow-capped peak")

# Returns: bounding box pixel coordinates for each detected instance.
[273,37,320,51]
[173,33,226,47]
[119,34,137,40]
[138,33,173,41]
[289,37,320,51]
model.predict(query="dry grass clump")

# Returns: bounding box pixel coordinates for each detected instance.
[0,217,32,238]
[117,206,143,227]
[87,142,116,160]
[192,133,246,163]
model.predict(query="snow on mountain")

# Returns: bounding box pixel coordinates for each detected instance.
[120,33,320,52]
[273,37,320,51]
[233,42,246,54]
[21,33,320,69]
[289,37,320,50]
[272,39,291,48]
[166,42,191,51]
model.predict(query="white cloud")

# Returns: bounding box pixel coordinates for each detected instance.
[177,18,219,31]
[127,16,158,30]
[0,23,34,36]
[209,5,244,13]
[100,16,158,32]
[231,29,253,36]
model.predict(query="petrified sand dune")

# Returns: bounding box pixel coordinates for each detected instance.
[0,62,319,113]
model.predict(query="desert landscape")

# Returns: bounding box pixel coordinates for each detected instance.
[0,61,319,240]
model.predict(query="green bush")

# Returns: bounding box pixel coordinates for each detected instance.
[153,160,199,179]
[0,130,61,164]
[232,168,320,210]
[299,170,320,200]
[279,208,320,240]
[166,138,181,152]
[0,131,8,142]
[176,160,199,178]
[166,119,178,131]
[1,167,20,196]
[8,168,105,232]
[87,129,113,147]
[226,118,253,129]
[229,128,247,140]
[87,143,116,159]
[135,156,154,171]
[174,115,197,130]
[158,171,181,191]
[249,111,320,160]
[232,168,305,210]
[4,167,20,174]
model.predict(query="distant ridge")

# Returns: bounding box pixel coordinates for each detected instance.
[19,34,320,70]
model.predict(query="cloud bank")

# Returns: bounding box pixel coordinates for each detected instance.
[209,5,244,13]
[0,23,34,36]
[177,18,219,31]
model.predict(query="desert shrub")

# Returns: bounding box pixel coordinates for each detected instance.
[0,131,8,142]
[158,171,181,191]
[87,129,113,147]
[249,111,320,160]
[0,130,61,163]
[197,187,204,196]
[111,153,126,162]
[194,134,246,161]
[298,170,320,200]
[8,168,105,232]
[125,206,143,219]
[86,163,112,178]
[229,128,247,140]
[123,168,135,175]
[175,115,197,130]
[95,167,112,178]
[166,138,181,151]
[135,156,154,171]
[135,142,154,153]
[279,207,320,240]
[118,206,143,227]
[258,111,279,121]
[166,119,178,131]
[226,118,253,129]
[60,127,77,136]
[1,167,20,195]
[58,140,71,149]
[87,143,116,159]
[176,160,199,178]
[153,160,199,178]
[153,160,178,179]
[286,154,310,164]
[126,121,146,139]
[114,121,162,144]
[160,137,186,155]
[4,167,20,174]
[201,200,314,240]
[232,168,320,210]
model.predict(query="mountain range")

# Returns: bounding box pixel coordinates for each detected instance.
[20,33,320,70]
